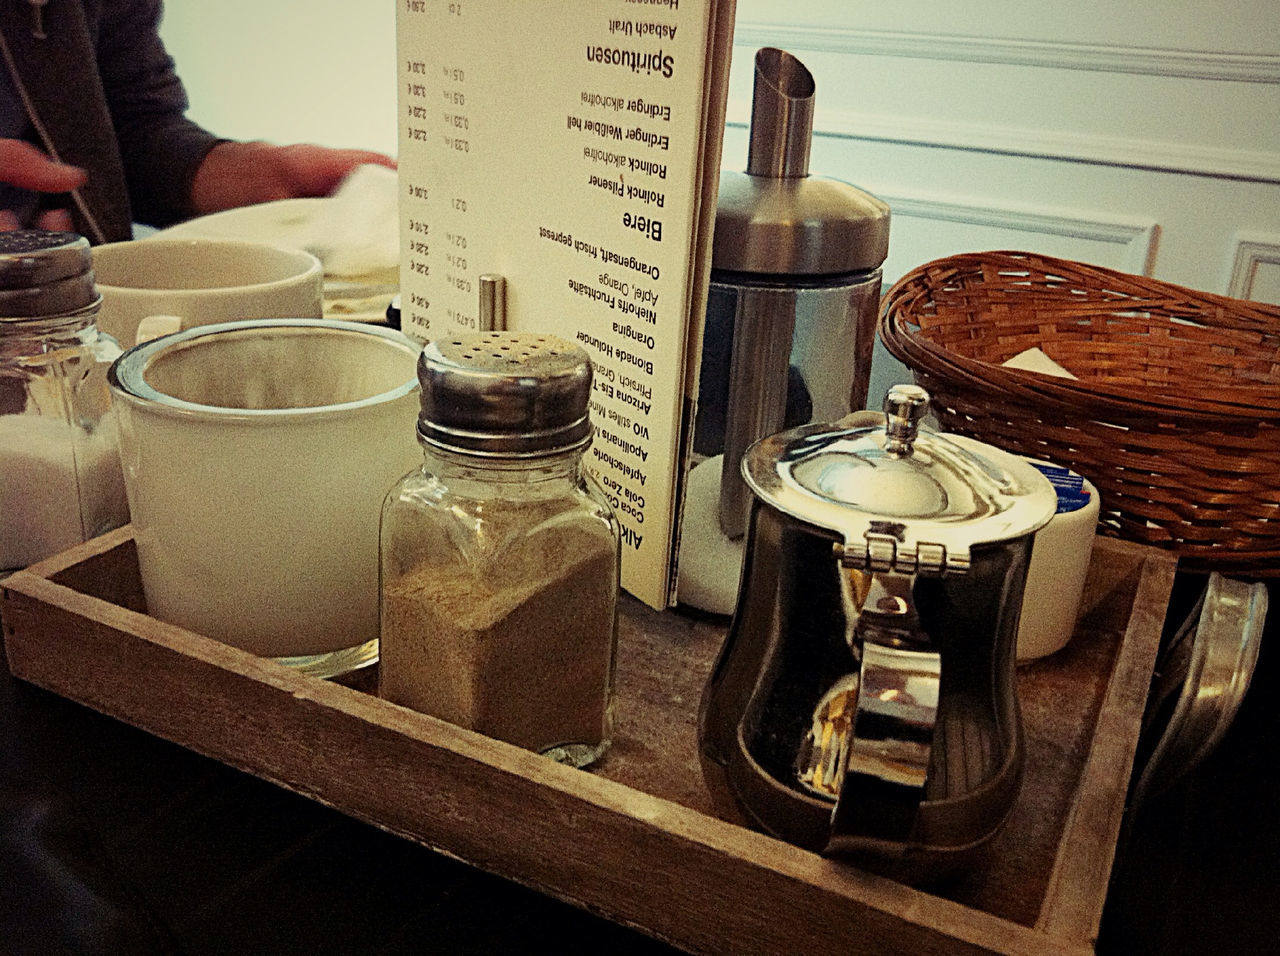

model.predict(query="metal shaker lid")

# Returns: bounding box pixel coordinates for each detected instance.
[742,384,1057,574]
[712,48,890,277]
[416,330,593,457]
[0,230,99,317]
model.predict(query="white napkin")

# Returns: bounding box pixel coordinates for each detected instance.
[1002,347,1078,379]
[296,163,400,279]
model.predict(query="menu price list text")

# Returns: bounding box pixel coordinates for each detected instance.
[402,5,476,332]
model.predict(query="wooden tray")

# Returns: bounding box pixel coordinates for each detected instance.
[1,527,1175,955]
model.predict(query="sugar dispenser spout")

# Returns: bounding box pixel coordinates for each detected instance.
[746,47,815,179]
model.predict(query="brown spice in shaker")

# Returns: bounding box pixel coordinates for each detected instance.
[380,523,616,753]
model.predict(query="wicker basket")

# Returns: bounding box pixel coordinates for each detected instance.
[879,250,1280,576]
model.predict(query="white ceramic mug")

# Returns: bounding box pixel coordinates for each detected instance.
[91,238,323,346]
[108,319,422,678]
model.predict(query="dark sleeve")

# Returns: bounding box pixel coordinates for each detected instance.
[92,0,223,227]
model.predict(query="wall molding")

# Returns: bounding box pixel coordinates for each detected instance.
[733,22,1280,84]
[726,24,1280,181]
[725,108,1280,185]
[1227,233,1280,301]
[880,194,1159,274]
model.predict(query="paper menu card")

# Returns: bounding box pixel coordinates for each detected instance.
[396,0,736,609]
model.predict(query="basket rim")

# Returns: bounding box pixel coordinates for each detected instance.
[880,250,1280,422]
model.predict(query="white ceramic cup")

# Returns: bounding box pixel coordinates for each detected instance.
[1017,475,1101,661]
[108,319,422,678]
[91,238,324,346]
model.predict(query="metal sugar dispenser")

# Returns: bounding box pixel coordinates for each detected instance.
[693,47,890,541]
[698,386,1058,883]
[378,331,621,769]
[0,230,127,571]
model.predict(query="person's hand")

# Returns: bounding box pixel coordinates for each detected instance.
[0,139,87,231]
[190,141,396,215]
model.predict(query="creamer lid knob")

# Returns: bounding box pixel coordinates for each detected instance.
[883,384,929,456]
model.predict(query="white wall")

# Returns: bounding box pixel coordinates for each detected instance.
[158,1,398,156]
[159,1,1280,302]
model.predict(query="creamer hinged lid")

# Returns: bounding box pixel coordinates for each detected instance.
[741,385,1057,574]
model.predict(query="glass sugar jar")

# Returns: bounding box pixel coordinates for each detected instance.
[379,331,620,768]
[0,230,127,571]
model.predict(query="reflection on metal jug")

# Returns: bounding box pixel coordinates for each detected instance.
[692,47,890,541]
[698,386,1059,883]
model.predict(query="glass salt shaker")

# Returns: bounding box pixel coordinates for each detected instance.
[0,230,128,571]
[379,331,620,768]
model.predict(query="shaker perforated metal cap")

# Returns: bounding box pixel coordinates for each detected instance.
[0,230,100,317]
[416,330,594,456]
